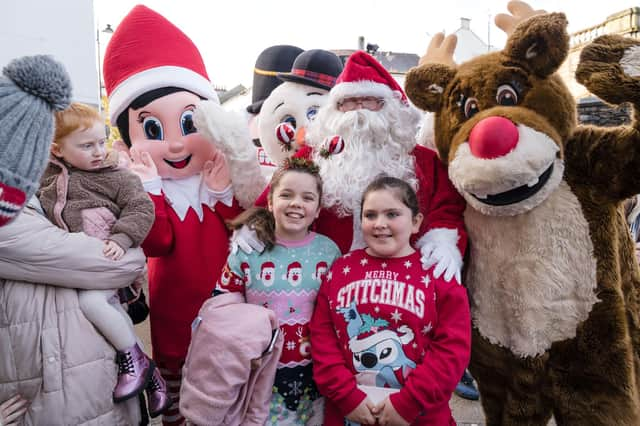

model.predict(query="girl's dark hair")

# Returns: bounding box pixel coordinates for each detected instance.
[360,175,420,217]
[116,87,204,147]
[228,158,323,250]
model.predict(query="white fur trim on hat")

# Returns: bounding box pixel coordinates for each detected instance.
[348,326,414,353]
[108,65,219,122]
[329,80,396,105]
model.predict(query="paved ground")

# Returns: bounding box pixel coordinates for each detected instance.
[135,315,488,425]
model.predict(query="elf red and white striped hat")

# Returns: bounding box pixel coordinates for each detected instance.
[103,5,218,123]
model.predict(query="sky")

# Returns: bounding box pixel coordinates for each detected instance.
[94,0,639,89]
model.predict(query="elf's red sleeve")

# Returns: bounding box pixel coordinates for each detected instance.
[141,193,175,257]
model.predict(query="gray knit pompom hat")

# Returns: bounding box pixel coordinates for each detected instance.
[0,54,72,226]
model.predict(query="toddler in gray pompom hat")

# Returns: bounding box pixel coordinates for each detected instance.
[0,54,72,226]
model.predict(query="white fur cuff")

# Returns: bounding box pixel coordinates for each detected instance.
[143,176,162,196]
[417,227,461,256]
[205,184,234,208]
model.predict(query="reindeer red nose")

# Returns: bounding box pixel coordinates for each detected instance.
[468,116,519,159]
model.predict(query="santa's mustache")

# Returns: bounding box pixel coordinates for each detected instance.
[327,108,389,145]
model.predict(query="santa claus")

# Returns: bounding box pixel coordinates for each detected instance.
[313,261,329,282]
[240,261,252,286]
[258,261,276,287]
[274,52,466,281]
[283,261,303,287]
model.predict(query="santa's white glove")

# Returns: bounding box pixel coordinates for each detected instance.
[417,228,463,283]
[230,225,265,255]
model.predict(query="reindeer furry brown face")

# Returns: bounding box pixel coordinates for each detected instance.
[406,13,576,216]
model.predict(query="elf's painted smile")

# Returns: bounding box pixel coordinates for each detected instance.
[164,154,192,169]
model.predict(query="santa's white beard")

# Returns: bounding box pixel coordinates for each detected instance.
[308,98,420,217]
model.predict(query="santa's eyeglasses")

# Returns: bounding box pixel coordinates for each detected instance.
[337,96,385,112]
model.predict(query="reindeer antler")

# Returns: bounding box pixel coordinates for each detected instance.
[495,0,547,36]
[419,32,458,67]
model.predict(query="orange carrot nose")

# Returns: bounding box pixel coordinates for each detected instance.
[295,126,307,147]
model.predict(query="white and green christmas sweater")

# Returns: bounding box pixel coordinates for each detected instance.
[216,231,341,425]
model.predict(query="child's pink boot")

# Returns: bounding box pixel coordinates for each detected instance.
[146,367,171,418]
[113,343,153,402]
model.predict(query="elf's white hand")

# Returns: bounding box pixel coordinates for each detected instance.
[230,225,265,255]
[129,148,159,183]
[203,150,231,192]
[417,228,463,283]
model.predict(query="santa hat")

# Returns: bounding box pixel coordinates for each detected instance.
[348,325,414,353]
[261,261,275,271]
[287,261,302,273]
[103,5,218,123]
[330,51,407,106]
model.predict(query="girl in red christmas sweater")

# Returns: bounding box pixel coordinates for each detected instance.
[309,176,471,426]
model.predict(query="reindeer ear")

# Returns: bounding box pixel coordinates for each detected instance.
[405,63,456,112]
[504,12,569,78]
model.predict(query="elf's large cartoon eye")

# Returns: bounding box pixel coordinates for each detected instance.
[463,97,480,119]
[281,115,297,129]
[306,106,319,121]
[496,84,518,106]
[180,110,197,135]
[143,117,164,140]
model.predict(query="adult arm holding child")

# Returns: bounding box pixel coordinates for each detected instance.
[0,199,145,289]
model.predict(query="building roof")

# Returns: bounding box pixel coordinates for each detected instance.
[332,49,419,74]
[452,17,498,63]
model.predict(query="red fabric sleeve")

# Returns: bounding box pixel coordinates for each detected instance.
[414,146,468,255]
[141,193,175,257]
[213,198,243,222]
[389,279,471,423]
[310,278,367,416]
[254,185,269,207]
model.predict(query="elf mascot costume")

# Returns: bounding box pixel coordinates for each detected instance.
[102,5,261,425]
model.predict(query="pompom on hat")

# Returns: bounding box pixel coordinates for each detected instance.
[330,50,408,105]
[0,55,71,226]
[103,5,218,123]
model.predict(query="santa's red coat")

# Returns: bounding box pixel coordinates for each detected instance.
[143,193,242,370]
[257,145,467,255]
